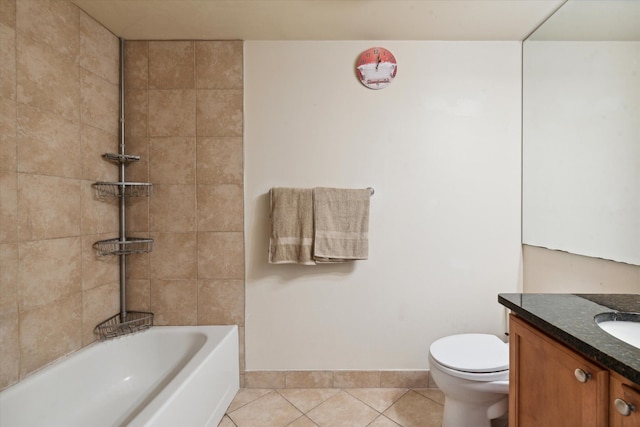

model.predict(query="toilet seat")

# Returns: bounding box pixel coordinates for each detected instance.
[429,333,509,374]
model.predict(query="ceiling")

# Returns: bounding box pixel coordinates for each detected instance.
[70,0,565,41]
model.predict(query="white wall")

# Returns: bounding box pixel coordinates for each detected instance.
[244,41,522,370]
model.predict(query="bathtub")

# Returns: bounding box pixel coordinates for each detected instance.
[0,325,239,427]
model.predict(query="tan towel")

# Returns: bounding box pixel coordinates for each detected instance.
[312,187,370,263]
[269,188,316,265]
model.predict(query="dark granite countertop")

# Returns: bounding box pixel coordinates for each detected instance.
[498,293,640,385]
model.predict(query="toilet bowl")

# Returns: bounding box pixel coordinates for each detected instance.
[428,333,509,427]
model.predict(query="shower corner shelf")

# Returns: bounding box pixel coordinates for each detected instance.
[103,153,141,163]
[94,311,154,340]
[93,182,153,198]
[94,237,154,256]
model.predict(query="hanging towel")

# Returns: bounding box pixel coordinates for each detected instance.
[312,187,370,263]
[269,188,316,265]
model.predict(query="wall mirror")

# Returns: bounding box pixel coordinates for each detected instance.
[522,0,640,265]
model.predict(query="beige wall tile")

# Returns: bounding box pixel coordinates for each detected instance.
[126,252,149,279]
[0,311,19,390]
[196,41,243,89]
[197,279,244,325]
[16,33,79,121]
[19,292,82,378]
[238,326,245,372]
[0,243,18,315]
[124,89,148,138]
[81,125,119,181]
[285,371,334,388]
[125,278,150,311]
[149,184,196,232]
[81,180,118,234]
[125,41,148,90]
[196,89,242,137]
[18,237,82,310]
[244,371,286,389]
[0,97,17,171]
[126,197,149,233]
[0,170,17,243]
[0,22,16,100]
[15,0,79,58]
[150,232,197,279]
[380,370,430,388]
[81,281,119,345]
[81,234,118,291]
[148,89,196,137]
[196,137,243,185]
[79,11,118,85]
[333,371,381,388]
[17,104,81,178]
[150,279,197,325]
[197,184,243,231]
[17,173,81,241]
[0,0,16,28]
[149,41,194,89]
[149,137,196,184]
[122,136,149,182]
[197,232,244,279]
[80,69,119,135]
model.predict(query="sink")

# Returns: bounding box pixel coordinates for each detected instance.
[595,312,640,349]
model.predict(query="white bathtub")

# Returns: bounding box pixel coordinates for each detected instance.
[0,326,239,427]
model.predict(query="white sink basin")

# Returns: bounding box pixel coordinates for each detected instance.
[595,312,640,349]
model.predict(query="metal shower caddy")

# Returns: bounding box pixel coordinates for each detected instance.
[93,38,153,340]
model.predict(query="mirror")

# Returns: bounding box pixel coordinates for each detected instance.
[522,0,640,265]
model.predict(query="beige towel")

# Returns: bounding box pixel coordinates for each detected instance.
[312,187,370,263]
[269,188,316,265]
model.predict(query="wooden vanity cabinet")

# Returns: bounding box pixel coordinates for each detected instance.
[509,314,609,427]
[610,372,640,427]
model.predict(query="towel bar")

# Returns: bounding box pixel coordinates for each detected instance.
[367,187,375,196]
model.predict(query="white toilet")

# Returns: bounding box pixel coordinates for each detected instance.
[428,333,509,427]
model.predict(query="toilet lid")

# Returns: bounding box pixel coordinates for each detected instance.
[429,334,509,373]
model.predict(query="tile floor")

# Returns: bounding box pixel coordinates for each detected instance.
[218,387,446,427]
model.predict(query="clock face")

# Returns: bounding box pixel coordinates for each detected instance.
[356,47,397,90]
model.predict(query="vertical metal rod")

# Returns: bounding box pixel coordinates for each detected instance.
[119,37,127,322]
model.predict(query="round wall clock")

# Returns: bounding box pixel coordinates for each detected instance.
[356,47,398,90]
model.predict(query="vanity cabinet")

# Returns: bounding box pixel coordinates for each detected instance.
[611,372,640,427]
[509,314,609,427]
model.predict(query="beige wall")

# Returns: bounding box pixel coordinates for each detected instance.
[122,40,245,371]
[523,245,640,294]
[1,0,121,389]
[0,0,245,391]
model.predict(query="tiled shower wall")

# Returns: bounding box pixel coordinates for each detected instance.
[0,0,245,391]
[0,0,121,389]
[121,40,245,373]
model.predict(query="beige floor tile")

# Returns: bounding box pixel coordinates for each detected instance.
[218,415,237,427]
[383,390,443,427]
[368,415,402,427]
[306,390,379,427]
[413,388,445,405]
[346,388,409,413]
[229,391,303,427]
[277,388,341,413]
[227,388,273,412]
[287,415,319,427]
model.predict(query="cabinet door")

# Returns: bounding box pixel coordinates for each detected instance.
[611,371,640,427]
[509,314,609,427]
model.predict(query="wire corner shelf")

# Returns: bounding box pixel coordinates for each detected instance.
[93,182,153,198]
[94,311,154,340]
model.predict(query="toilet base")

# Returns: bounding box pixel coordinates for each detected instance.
[442,395,509,427]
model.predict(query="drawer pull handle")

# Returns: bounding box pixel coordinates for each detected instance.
[574,368,591,383]
[615,398,636,416]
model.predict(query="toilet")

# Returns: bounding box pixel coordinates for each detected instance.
[428,333,509,427]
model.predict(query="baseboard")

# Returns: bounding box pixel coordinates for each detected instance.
[241,370,435,389]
